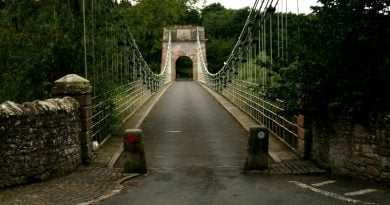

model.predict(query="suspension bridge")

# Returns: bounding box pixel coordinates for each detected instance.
[0,0,309,172]
[3,0,390,204]
[86,0,309,170]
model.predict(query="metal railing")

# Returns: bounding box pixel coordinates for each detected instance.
[223,80,298,149]
[91,80,149,143]
[198,0,299,151]
[88,12,173,143]
[0,1,174,143]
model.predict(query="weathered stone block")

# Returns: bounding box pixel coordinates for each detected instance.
[380,172,390,180]
[52,74,92,94]
[365,166,380,177]
[381,157,390,170]
[313,115,390,181]
[364,158,380,166]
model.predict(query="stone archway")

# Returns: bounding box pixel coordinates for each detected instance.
[175,56,193,80]
[161,25,207,82]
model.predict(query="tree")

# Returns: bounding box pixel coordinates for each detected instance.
[179,9,201,25]
[201,4,250,72]
[271,0,390,124]
[0,0,201,102]
[121,0,200,72]
[0,1,85,102]
[201,3,225,17]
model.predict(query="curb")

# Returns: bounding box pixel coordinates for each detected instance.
[243,160,327,175]
[76,173,140,205]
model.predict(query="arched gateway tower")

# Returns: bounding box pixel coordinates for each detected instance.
[161,26,207,81]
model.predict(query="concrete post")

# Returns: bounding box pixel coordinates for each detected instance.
[245,125,269,170]
[123,129,147,174]
[297,114,312,159]
[52,74,93,165]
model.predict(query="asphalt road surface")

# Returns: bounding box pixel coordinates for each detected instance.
[102,81,390,205]
[141,81,248,169]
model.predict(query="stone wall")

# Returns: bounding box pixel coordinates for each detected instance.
[0,97,81,188]
[312,115,390,181]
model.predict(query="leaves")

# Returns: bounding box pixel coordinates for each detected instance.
[119,0,201,72]
[201,4,250,72]
[0,0,83,103]
[272,0,390,124]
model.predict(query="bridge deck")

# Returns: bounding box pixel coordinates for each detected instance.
[141,81,248,169]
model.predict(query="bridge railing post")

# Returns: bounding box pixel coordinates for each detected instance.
[52,74,93,165]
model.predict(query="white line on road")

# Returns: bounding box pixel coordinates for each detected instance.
[345,189,377,196]
[165,130,182,133]
[311,180,337,187]
[289,181,377,205]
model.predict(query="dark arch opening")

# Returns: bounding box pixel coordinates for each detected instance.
[176,56,193,81]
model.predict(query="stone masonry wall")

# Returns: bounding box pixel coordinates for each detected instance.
[312,114,390,181]
[0,97,81,188]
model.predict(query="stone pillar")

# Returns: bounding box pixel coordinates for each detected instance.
[297,114,312,159]
[52,74,93,165]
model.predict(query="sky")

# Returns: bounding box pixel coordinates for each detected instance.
[197,0,321,14]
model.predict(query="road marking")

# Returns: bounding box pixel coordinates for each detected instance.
[345,189,377,196]
[166,130,182,133]
[311,180,337,187]
[289,181,377,205]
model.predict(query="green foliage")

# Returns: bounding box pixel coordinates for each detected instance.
[201,4,249,39]
[0,1,84,102]
[121,0,201,72]
[0,0,245,102]
[94,81,126,136]
[206,38,236,73]
[270,0,390,124]
[201,4,250,72]
[180,9,201,25]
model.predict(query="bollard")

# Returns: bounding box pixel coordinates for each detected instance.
[245,125,269,170]
[123,129,147,174]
